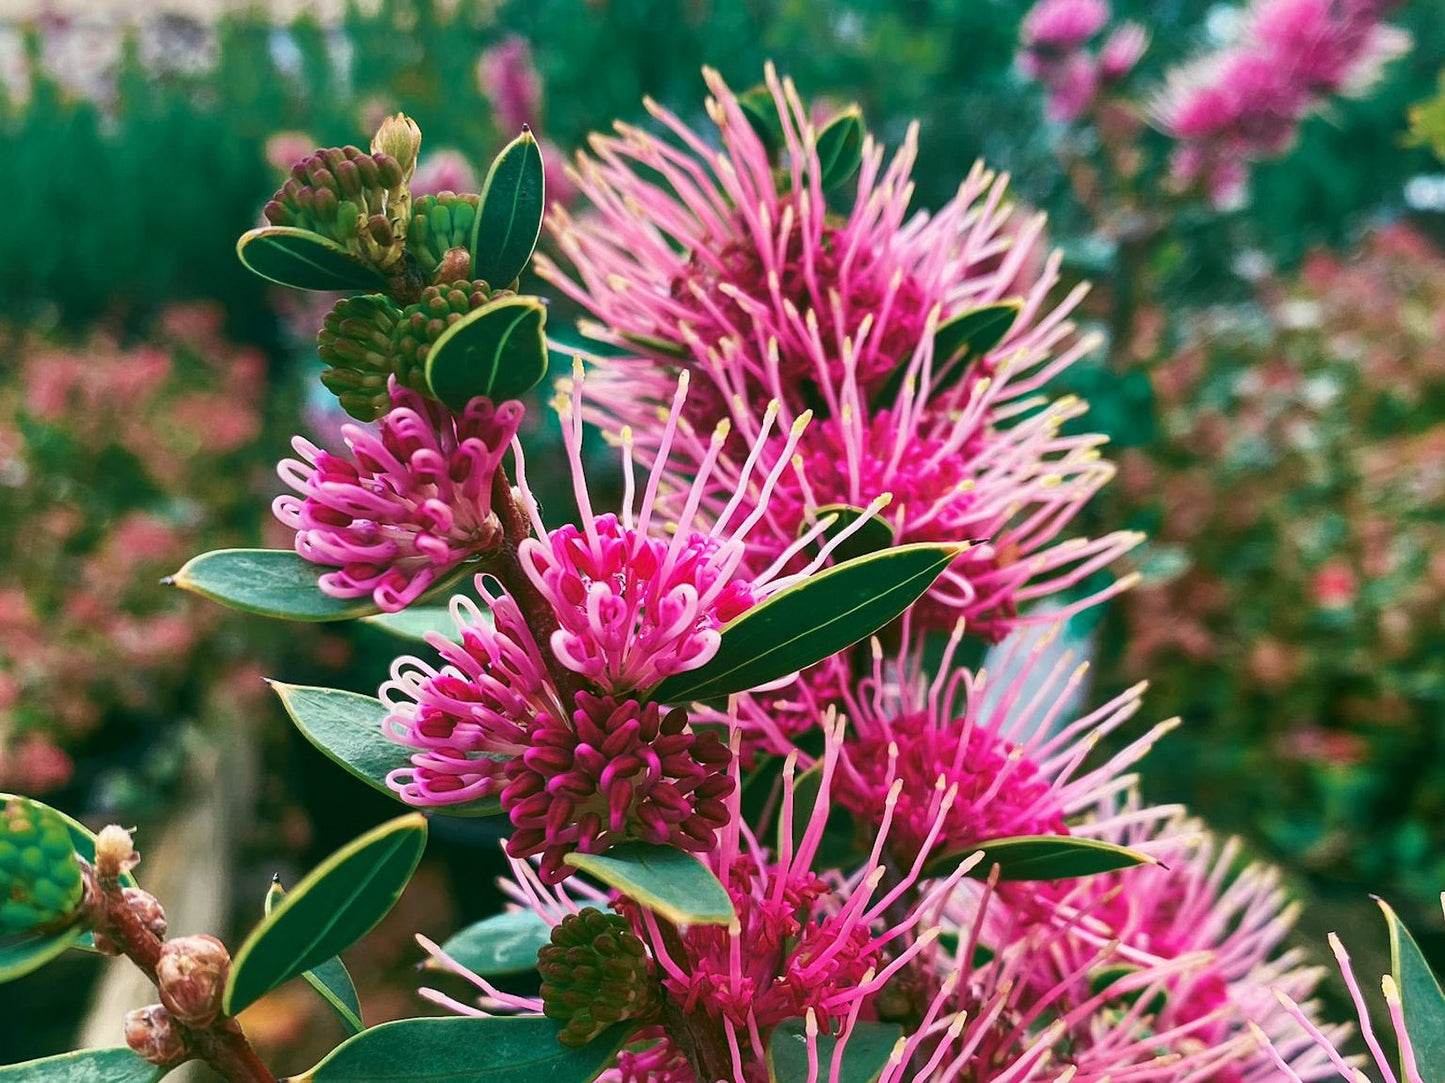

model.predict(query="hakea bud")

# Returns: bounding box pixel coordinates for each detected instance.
[155,934,231,1028]
[372,112,422,182]
[407,192,480,279]
[318,295,404,420]
[0,797,85,932]
[263,145,409,272]
[123,887,168,940]
[394,280,511,391]
[537,908,664,1046]
[94,824,139,881]
[124,1005,189,1066]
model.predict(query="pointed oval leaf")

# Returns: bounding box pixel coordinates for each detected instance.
[738,85,785,153]
[237,227,387,292]
[650,542,964,705]
[470,129,545,288]
[1380,898,1445,1079]
[424,295,549,410]
[224,814,428,1016]
[270,683,502,817]
[934,301,1022,371]
[430,909,554,977]
[265,880,363,1035]
[797,503,896,565]
[295,1016,631,1083]
[0,1048,164,1083]
[362,606,468,644]
[564,842,735,927]
[767,1018,901,1083]
[814,106,864,192]
[927,835,1156,881]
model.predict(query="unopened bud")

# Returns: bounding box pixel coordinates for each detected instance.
[156,935,231,1027]
[372,113,422,180]
[122,887,167,940]
[125,1004,188,1066]
[95,825,138,880]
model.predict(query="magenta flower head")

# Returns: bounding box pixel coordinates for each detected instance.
[541,66,1138,639]
[1020,0,1111,54]
[274,381,523,612]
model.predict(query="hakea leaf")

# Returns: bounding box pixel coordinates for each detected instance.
[471,128,546,289]
[797,503,897,564]
[1380,897,1445,1079]
[236,226,388,293]
[927,834,1157,881]
[289,1016,635,1082]
[649,542,965,705]
[264,880,364,1035]
[269,683,501,816]
[428,910,554,978]
[767,1017,901,1083]
[0,1048,165,1083]
[225,814,427,1016]
[933,300,1022,368]
[361,606,469,644]
[813,105,865,192]
[564,842,736,927]
[423,295,549,410]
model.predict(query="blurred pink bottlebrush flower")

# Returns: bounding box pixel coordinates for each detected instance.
[540,65,1139,640]
[1020,0,1110,55]
[379,369,884,880]
[1099,21,1149,81]
[273,380,525,613]
[264,131,317,174]
[478,35,542,133]
[410,149,479,198]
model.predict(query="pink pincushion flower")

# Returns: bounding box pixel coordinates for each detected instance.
[543,67,1138,638]
[1020,0,1110,53]
[274,382,524,612]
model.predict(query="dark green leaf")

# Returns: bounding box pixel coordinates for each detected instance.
[224,814,428,1016]
[293,1016,632,1082]
[0,927,82,984]
[1380,898,1445,1079]
[767,1018,900,1083]
[236,227,387,292]
[430,910,554,978]
[933,302,1021,370]
[471,129,545,288]
[738,85,784,153]
[927,835,1157,881]
[424,296,549,410]
[814,106,864,192]
[361,607,466,645]
[797,504,896,565]
[0,1048,164,1083]
[265,880,364,1035]
[270,683,502,817]
[168,549,379,622]
[650,542,963,705]
[564,843,735,927]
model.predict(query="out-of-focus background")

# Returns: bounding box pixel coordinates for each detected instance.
[0,0,1440,1072]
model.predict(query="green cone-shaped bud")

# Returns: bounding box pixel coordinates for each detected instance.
[394,280,512,391]
[537,908,663,1047]
[0,795,84,934]
[263,145,409,273]
[407,193,481,280]
[317,294,404,420]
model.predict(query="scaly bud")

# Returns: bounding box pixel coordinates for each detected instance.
[94,824,138,881]
[155,934,231,1028]
[123,887,168,940]
[537,908,664,1047]
[125,1005,189,1066]
[372,112,422,182]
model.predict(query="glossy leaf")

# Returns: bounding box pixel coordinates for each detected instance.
[564,842,735,927]
[361,606,466,645]
[738,85,784,153]
[292,1015,632,1083]
[236,227,386,292]
[928,834,1156,881]
[224,814,428,1016]
[798,503,896,565]
[0,926,82,985]
[430,909,553,977]
[650,542,963,705]
[814,106,864,192]
[933,301,1021,370]
[168,549,378,622]
[471,128,545,288]
[270,683,503,817]
[1380,898,1445,1079]
[767,1018,900,1083]
[0,1048,164,1083]
[423,296,549,410]
[265,879,364,1035]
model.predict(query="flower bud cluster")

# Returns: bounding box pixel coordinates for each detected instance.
[0,796,84,931]
[263,144,410,272]
[537,907,664,1046]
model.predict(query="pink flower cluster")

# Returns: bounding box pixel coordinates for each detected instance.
[1154,0,1408,205]
[1017,0,1148,122]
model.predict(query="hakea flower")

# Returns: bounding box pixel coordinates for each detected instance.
[986,803,1346,1081]
[273,381,523,612]
[541,66,1138,639]
[1153,0,1409,205]
[1258,898,1438,1083]
[381,369,886,880]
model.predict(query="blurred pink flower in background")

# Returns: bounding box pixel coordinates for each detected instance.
[478,36,542,133]
[410,149,479,198]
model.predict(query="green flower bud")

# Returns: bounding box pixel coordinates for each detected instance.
[537,908,663,1047]
[393,280,510,392]
[407,193,480,279]
[262,145,408,271]
[0,796,83,934]
[317,294,404,420]
[372,113,422,182]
